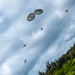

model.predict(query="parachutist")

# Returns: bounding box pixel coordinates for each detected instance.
[27,9,43,30]
[41,28,43,30]
[23,43,28,48]
[24,60,27,63]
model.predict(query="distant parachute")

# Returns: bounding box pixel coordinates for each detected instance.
[27,13,35,21]
[65,10,68,12]
[27,9,43,30]
[34,9,43,15]
[24,59,27,63]
[41,28,43,30]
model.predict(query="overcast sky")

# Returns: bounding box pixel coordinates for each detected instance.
[0,0,75,75]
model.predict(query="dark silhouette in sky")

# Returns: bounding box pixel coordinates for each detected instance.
[23,43,28,48]
[41,28,43,30]
[34,9,43,15]
[27,13,35,21]
[24,59,27,63]
[65,10,68,12]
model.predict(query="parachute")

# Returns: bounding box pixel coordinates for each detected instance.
[65,9,68,12]
[34,9,43,15]
[27,9,43,21]
[27,9,43,30]
[41,28,43,30]
[27,13,35,21]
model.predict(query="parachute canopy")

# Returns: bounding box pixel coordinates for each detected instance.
[27,13,35,21]
[65,10,68,12]
[34,9,43,15]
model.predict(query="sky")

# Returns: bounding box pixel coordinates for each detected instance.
[0,0,75,75]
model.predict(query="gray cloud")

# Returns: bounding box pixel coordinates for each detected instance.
[0,0,75,75]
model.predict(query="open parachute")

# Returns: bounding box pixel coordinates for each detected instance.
[34,9,43,15]
[27,9,43,21]
[27,13,35,21]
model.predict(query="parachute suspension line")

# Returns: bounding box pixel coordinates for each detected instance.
[37,20,43,30]
[27,9,44,30]
[36,20,43,30]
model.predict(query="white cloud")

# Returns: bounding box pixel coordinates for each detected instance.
[0,63,12,75]
[0,0,75,75]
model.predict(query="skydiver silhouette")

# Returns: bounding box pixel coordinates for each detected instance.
[22,43,28,48]
[24,60,27,63]
[41,28,43,30]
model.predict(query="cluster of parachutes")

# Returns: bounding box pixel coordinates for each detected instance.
[27,9,43,21]
[27,9,68,31]
[27,9,43,30]
[27,9,68,21]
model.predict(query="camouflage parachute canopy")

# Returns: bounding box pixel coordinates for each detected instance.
[34,9,43,15]
[27,13,35,21]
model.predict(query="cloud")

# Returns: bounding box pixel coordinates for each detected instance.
[0,63,12,75]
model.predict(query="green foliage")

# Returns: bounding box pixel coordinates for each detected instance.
[38,43,75,75]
